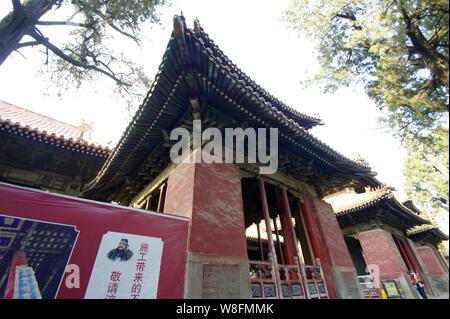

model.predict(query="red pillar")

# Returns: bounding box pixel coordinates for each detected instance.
[393,235,413,271]
[163,151,250,298]
[258,180,279,266]
[273,217,286,265]
[279,188,307,284]
[400,238,433,294]
[256,222,264,261]
[4,250,28,299]
[300,193,337,299]
[156,183,166,212]
[258,179,281,296]
[278,189,298,265]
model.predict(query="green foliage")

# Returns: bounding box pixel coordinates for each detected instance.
[437,242,447,255]
[1,0,169,108]
[403,127,449,215]
[284,0,449,214]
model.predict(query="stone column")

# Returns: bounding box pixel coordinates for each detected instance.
[163,149,251,298]
[305,194,363,299]
[416,245,449,295]
[400,238,435,296]
[358,229,416,299]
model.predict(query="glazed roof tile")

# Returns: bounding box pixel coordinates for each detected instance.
[0,100,110,157]
[326,186,430,227]
[407,224,449,240]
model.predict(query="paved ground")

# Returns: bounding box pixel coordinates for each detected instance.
[429,293,449,299]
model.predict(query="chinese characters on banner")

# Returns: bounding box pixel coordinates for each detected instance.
[106,271,121,299]
[0,182,188,299]
[131,243,149,298]
[85,232,163,299]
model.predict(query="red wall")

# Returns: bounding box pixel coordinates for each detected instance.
[164,161,195,219]
[164,157,247,257]
[417,246,447,276]
[311,197,355,268]
[359,229,407,279]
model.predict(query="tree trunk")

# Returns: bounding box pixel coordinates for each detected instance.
[0,0,57,65]
[411,26,450,90]
[400,6,450,98]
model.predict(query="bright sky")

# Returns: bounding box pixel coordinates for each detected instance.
[0,0,407,196]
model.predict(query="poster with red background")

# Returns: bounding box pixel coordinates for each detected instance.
[0,182,188,299]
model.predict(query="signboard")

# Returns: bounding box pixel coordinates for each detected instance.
[85,232,163,299]
[381,280,402,299]
[0,182,188,299]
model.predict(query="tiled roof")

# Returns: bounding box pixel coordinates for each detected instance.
[402,200,424,215]
[0,100,86,140]
[0,100,110,157]
[84,15,374,194]
[326,186,430,228]
[407,224,449,240]
[326,187,392,215]
[190,20,324,130]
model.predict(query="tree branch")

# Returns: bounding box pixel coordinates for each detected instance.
[73,0,140,44]
[333,13,357,21]
[28,29,131,87]
[92,9,141,45]
[36,21,89,28]
[15,40,42,49]
[0,0,25,37]
[399,4,449,89]
[13,48,27,60]
[332,12,363,30]
[11,0,22,12]
[66,9,83,23]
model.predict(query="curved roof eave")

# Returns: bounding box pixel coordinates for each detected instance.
[83,15,375,194]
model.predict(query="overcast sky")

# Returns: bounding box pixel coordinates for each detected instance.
[0,0,407,196]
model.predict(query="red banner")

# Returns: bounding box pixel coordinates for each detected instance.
[0,182,188,299]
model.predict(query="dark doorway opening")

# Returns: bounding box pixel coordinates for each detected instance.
[344,236,368,275]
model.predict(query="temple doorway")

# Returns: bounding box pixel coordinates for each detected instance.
[241,177,328,299]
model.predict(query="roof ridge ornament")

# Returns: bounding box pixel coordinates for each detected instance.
[354,153,370,167]
[78,119,92,141]
[193,17,202,33]
[173,14,185,39]
[173,14,200,101]
[179,11,186,25]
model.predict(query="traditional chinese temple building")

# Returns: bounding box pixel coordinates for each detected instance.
[1,15,447,300]
[0,100,110,195]
[80,15,387,299]
[326,186,449,298]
